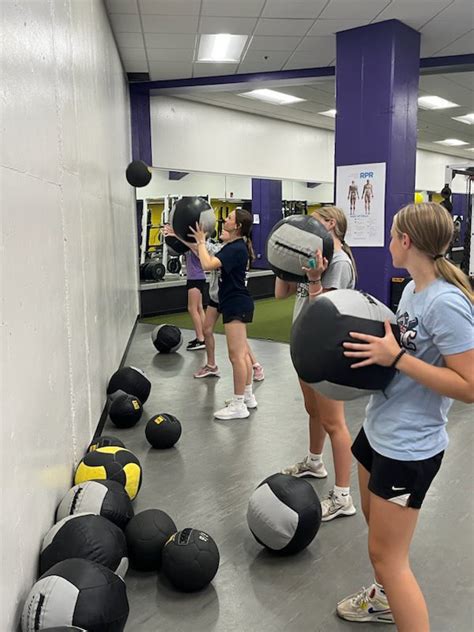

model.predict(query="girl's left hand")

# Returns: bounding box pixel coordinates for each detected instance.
[343,320,401,368]
[188,222,207,244]
[302,249,328,282]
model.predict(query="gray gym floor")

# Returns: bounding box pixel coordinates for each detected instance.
[105,323,473,632]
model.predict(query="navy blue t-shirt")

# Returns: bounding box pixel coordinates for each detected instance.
[215,239,254,315]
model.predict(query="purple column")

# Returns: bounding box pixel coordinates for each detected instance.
[251,178,282,269]
[130,89,152,165]
[335,19,420,304]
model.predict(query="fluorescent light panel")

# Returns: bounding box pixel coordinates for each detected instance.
[418,96,459,110]
[239,89,305,105]
[197,34,247,63]
[319,109,337,118]
[434,138,469,146]
[452,113,474,125]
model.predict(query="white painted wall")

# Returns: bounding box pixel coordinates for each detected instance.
[1,1,138,627]
[416,150,472,194]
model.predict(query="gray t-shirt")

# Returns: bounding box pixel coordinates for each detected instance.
[207,240,222,302]
[293,250,355,322]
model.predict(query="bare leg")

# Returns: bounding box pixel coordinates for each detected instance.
[225,321,250,396]
[187,288,204,340]
[203,306,220,367]
[299,380,326,455]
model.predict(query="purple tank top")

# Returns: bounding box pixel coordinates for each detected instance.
[185,251,205,280]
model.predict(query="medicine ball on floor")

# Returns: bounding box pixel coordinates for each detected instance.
[170,197,215,242]
[126,160,151,188]
[165,234,189,255]
[291,289,399,400]
[107,366,151,404]
[108,390,143,429]
[88,435,125,452]
[40,513,128,578]
[162,528,219,592]
[56,480,134,530]
[266,215,334,281]
[21,558,129,632]
[75,447,142,500]
[125,509,177,571]
[145,414,182,449]
[151,325,183,353]
[247,473,321,555]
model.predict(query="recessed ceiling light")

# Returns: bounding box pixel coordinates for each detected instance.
[197,34,247,63]
[319,109,337,118]
[239,89,305,105]
[434,138,469,146]
[418,96,459,110]
[452,113,474,125]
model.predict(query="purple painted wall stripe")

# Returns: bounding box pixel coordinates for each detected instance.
[130,89,152,165]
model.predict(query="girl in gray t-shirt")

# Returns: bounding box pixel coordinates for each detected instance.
[276,207,357,522]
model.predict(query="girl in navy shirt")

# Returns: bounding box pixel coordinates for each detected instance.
[190,209,256,420]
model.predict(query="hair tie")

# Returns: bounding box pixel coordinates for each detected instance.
[433,254,444,260]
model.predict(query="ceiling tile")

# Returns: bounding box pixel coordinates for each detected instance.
[147,48,195,62]
[193,63,239,77]
[148,61,193,80]
[262,0,327,19]
[120,47,147,62]
[108,13,142,33]
[307,18,369,36]
[254,18,315,36]
[433,29,474,56]
[199,16,258,34]
[296,36,336,55]
[247,35,303,51]
[138,0,201,15]
[373,1,454,30]
[142,15,199,33]
[123,59,149,72]
[319,0,391,21]
[419,0,474,54]
[114,32,145,47]
[201,0,266,17]
[145,33,197,48]
[105,0,138,14]
[238,50,291,72]
[441,71,474,91]
[284,50,336,69]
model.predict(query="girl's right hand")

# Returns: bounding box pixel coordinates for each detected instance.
[161,224,175,238]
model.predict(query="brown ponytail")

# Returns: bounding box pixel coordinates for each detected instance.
[235,208,255,264]
[313,206,358,281]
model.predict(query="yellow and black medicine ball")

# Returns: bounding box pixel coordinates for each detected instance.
[75,447,142,500]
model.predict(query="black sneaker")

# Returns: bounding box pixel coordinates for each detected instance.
[186,338,205,351]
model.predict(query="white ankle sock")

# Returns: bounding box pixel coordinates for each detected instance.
[233,394,245,404]
[333,485,350,501]
[373,581,387,601]
[244,384,253,397]
[309,452,322,464]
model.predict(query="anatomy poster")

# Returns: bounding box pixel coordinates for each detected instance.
[335,162,386,247]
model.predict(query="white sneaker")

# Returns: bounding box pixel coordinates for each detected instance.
[225,394,258,409]
[321,490,356,522]
[214,400,250,420]
[337,585,394,624]
[281,455,328,479]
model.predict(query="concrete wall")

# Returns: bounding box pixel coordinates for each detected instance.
[0,0,138,627]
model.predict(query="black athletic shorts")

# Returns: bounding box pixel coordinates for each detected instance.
[222,311,253,324]
[352,427,444,509]
[186,279,207,292]
[208,299,219,309]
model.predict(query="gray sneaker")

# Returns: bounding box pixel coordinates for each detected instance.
[281,455,328,479]
[321,490,356,522]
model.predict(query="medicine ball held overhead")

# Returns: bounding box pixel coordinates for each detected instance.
[291,289,399,401]
[21,558,129,632]
[145,414,182,449]
[40,513,128,578]
[152,324,183,353]
[162,528,220,592]
[88,435,125,452]
[107,366,151,404]
[75,447,142,500]
[247,473,322,555]
[126,160,151,188]
[125,509,177,571]
[266,215,334,282]
[108,390,143,429]
[56,480,134,530]
[170,197,216,242]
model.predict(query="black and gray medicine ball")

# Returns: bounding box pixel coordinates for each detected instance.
[108,390,143,429]
[290,289,399,401]
[75,447,142,500]
[88,435,125,452]
[40,513,128,578]
[56,480,134,530]
[107,366,151,404]
[125,160,151,187]
[266,214,334,282]
[145,413,182,449]
[162,528,220,592]
[125,509,177,571]
[170,197,215,242]
[247,473,321,555]
[21,558,129,632]
[152,324,183,353]
[165,234,189,255]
